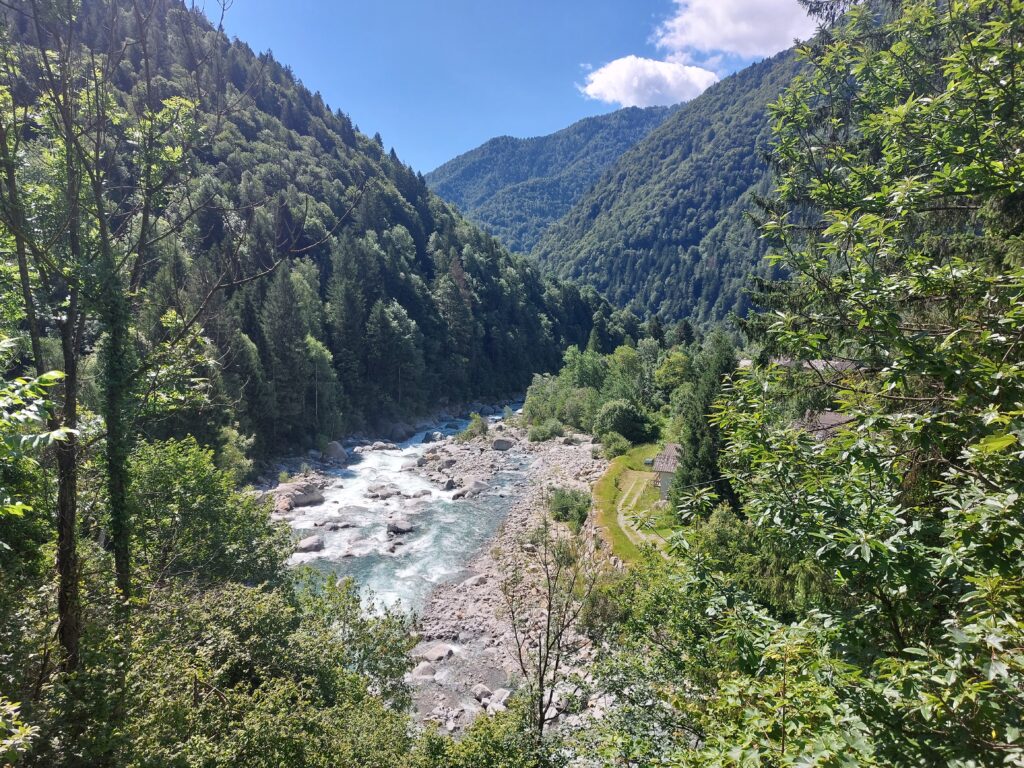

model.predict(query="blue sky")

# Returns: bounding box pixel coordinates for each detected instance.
[222,0,815,173]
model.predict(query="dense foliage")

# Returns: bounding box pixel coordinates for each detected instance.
[534,52,801,326]
[524,329,737,482]
[1,0,612,459]
[546,487,590,533]
[0,1,607,765]
[581,1,1024,765]
[426,106,672,253]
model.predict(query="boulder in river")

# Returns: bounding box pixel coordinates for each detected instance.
[323,441,348,463]
[422,430,444,444]
[491,437,514,451]
[490,688,512,707]
[387,518,416,536]
[274,481,325,512]
[367,483,401,500]
[453,479,488,499]
[295,535,324,553]
[388,422,415,442]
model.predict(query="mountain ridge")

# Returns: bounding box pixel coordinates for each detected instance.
[532,51,802,326]
[426,105,674,253]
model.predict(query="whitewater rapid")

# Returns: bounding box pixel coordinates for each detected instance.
[282,417,528,612]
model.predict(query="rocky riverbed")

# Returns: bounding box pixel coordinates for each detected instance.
[407,425,608,732]
[262,411,609,733]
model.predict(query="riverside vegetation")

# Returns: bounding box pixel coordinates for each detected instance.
[3,0,1024,766]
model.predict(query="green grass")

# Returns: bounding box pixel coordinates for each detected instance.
[593,443,660,563]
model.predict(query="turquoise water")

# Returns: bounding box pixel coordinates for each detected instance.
[284,421,526,612]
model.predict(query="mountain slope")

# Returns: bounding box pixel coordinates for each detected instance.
[533,51,801,326]
[426,106,673,253]
[3,0,619,452]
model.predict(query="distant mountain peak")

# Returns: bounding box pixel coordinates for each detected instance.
[426,105,675,253]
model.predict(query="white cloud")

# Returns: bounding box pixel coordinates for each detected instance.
[581,55,719,108]
[657,0,817,59]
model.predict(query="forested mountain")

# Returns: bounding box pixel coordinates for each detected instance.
[533,51,802,326]
[425,106,673,253]
[0,0,623,457]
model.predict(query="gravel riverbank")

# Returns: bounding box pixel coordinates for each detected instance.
[407,424,608,731]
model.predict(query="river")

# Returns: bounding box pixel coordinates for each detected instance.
[280,414,529,612]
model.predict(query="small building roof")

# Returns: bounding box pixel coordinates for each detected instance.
[653,443,681,474]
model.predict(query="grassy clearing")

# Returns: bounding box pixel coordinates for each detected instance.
[593,443,660,563]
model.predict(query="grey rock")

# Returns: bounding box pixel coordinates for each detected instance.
[323,441,348,463]
[367,483,401,500]
[491,438,514,451]
[471,683,492,701]
[453,479,489,499]
[274,481,325,510]
[422,430,444,444]
[415,641,454,662]
[490,688,512,706]
[387,519,415,536]
[388,422,415,442]
[295,535,324,553]
[410,661,437,680]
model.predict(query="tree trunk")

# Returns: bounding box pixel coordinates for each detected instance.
[54,312,80,672]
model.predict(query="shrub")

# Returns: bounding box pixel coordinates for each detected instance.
[601,431,631,459]
[561,386,601,432]
[593,399,650,443]
[548,487,591,532]
[528,418,565,442]
[456,413,488,442]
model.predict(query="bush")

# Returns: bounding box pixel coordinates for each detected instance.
[548,487,591,532]
[600,431,631,459]
[528,418,565,442]
[129,437,290,585]
[593,399,650,444]
[456,413,488,442]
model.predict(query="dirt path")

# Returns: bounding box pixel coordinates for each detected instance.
[616,469,661,549]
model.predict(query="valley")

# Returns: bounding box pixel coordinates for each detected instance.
[2,0,1022,766]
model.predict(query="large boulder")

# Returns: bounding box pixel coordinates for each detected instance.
[387,518,415,536]
[453,479,488,500]
[274,481,325,512]
[415,641,454,662]
[295,535,324,553]
[471,683,492,702]
[323,441,348,463]
[388,422,415,442]
[491,437,514,451]
[422,430,444,444]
